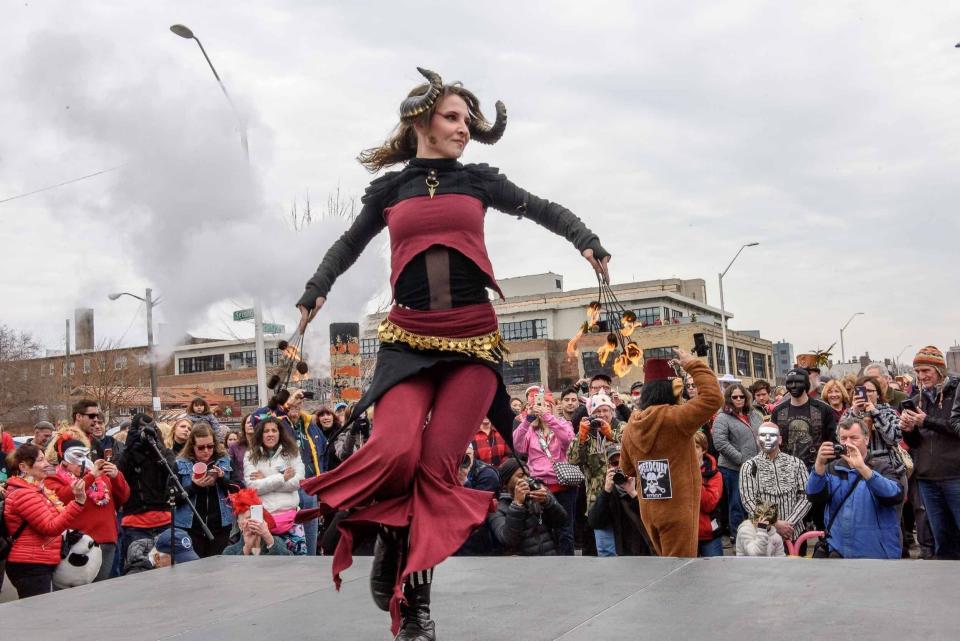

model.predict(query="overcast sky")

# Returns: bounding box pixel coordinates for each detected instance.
[2,1,959,371]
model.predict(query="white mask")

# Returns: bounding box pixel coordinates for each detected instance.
[757,427,779,453]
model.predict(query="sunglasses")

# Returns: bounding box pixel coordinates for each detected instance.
[195,444,215,451]
[730,395,746,400]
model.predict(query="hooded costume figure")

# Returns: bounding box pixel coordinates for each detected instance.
[619,357,723,557]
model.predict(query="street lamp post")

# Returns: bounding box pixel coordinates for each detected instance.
[171,23,267,406]
[109,289,160,414]
[839,312,865,364]
[718,242,759,376]
[894,344,913,376]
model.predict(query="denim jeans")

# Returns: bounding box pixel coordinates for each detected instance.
[720,467,744,542]
[918,479,960,559]
[553,487,578,556]
[698,537,724,557]
[594,527,617,557]
[299,488,319,556]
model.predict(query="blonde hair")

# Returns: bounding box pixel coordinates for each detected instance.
[821,379,850,408]
[693,430,708,451]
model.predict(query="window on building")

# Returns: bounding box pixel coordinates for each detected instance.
[48,363,55,376]
[360,338,380,358]
[670,309,683,321]
[83,359,91,374]
[582,351,614,379]
[178,354,224,374]
[501,358,541,385]
[499,319,547,341]
[20,367,28,381]
[735,348,750,377]
[715,343,727,373]
[229,350,257,369]
[114,356,128,371]
[767,355,773,379]
[40,364,45,377]
[555,279,562,289]
[264,348,280,367]
[68,362,76,376]
[643,346,677,360]
[223,385,258,405]
[752,352,767,379]
[634,306,661,325]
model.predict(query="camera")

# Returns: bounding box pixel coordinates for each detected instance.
[578,381,589,395]
[459,454,472,469]
[833,444,847,458]
[612,470,628,485]
[525,476,544,492]
[692,332,710,358]
[589,418,603,432]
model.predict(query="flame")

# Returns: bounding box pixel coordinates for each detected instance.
[620,321,637,337]
[586,301,601,329]
[597,333,618,366]
[613,354,632,378]
[284,344,303,361]
[566,321,588,359]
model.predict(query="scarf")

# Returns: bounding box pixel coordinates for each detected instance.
[21,474,67,511]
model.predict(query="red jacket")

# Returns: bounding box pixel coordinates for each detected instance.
[3,476,86,565]
[698,453,723,541]
[45,469,130,544]
[1,432,14,454]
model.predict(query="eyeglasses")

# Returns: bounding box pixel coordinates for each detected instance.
[195,444,215,451]
[730,395,746,400]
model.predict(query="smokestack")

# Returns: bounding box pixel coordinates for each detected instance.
[75,308,94,351]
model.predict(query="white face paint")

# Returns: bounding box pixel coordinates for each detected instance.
[757,427,780,453]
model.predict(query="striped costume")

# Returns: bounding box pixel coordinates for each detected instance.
[738,451,812,533]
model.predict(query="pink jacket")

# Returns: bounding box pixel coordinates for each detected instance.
[512,413,574,485]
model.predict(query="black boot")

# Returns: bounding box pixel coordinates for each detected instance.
[370,527,406,611]
[396,574,436,641]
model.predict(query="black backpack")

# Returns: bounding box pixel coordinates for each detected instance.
[0,489,28,561]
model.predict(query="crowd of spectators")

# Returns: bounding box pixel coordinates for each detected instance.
[2,344,959,601]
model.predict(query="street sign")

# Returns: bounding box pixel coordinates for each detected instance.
[263,323,285,335]
[233,308,255,322]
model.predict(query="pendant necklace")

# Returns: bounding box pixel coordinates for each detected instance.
[426,169,439,198]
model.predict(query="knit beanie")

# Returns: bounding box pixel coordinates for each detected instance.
[913,346,946,379]
[498,457,522,487]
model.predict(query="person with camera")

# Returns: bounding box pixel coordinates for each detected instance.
[901,345,960,559]
[222,488,292,556]
[454,444,501,556]
[45,438,129,582]
[805,417,904,559]
[568,392,623,556]
[738,423,810,546]
[489,457,568,556]
[734,500,786,557]
[116,413,179,568]
[840,376,903,466]
[276,390,323,556]
[244,416,307,555]
[2,444,91,598]
[619,349,724,558]
[175,423,234,558]
[587,444,650,556]
[513,386,577,555]
[569,374,633,429]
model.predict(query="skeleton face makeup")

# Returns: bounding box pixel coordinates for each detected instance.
[757,426,780,453]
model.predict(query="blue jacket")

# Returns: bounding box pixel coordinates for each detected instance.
[175,455,236,530]
[805,457,904,559]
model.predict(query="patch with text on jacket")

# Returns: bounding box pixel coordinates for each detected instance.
[638,459,672,500]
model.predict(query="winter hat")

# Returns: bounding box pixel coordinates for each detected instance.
[587,392,615,416]
[643,358,674,383]
[498,457,523,487]
[155,528,200,563]
[913,346,946,379]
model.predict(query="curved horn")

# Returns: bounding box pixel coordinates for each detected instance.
[400,67,444,120]
[470,99,507,145]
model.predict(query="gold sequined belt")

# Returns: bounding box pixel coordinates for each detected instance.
[377,317,509,363]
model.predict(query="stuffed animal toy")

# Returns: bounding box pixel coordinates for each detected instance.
[53,530,102,588]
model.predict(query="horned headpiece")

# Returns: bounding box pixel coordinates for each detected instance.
[399,67,508,145]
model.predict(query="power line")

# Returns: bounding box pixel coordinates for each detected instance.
[0,166,120,205]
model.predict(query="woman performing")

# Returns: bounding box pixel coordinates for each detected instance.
[296,67,610,640]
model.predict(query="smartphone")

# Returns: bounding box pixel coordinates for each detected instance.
[104,448,113,462]
[900,399,918,413]
[80,459,87,476]
[249,505,263,522]
[692,333,709,357]
[207,466,219,477]
[855,386,867,401]
[535,387,544,406]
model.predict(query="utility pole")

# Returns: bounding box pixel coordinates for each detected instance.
[65,319,71,407]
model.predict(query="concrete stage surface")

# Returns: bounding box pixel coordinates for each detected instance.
[2,556,955,640]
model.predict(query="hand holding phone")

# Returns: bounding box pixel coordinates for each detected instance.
[249,504,263,523]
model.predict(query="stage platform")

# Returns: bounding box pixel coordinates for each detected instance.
[2,555,955,640]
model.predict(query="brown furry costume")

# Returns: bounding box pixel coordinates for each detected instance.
[620,360,723,557]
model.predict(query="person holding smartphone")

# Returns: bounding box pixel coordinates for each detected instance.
[46,438,129,582]
[223,489,291,557]
[840,376,902,466]
[175,423,234,557]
